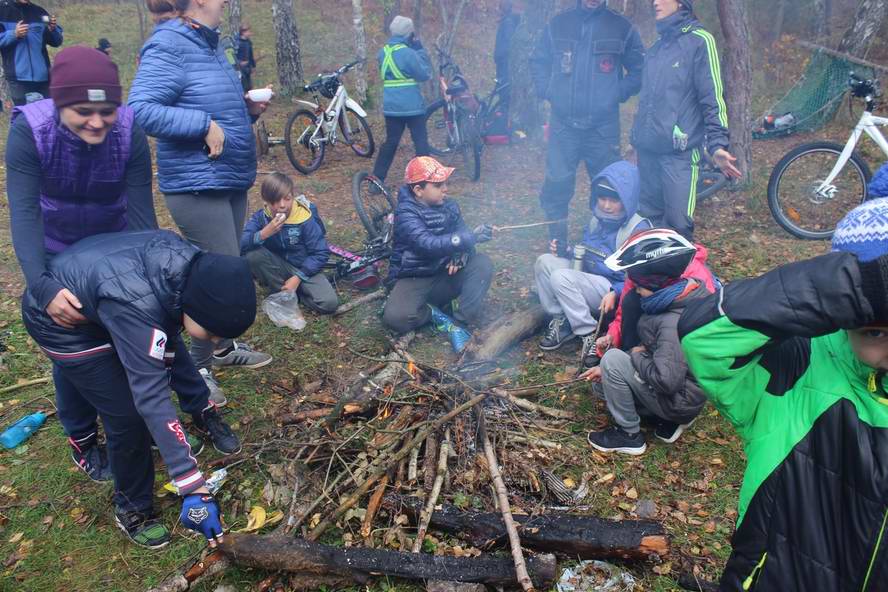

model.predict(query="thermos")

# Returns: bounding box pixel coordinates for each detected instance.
[572,245,586,271]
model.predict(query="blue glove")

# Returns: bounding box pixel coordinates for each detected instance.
[180,493,224,544]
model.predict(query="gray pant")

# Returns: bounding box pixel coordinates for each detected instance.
[534,254,612,336]
[165,189,248,369]
[244,247,339,314]
[592,348,669,434]
[637,147,700,241]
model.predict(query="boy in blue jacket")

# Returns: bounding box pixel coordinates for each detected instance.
[241,173,339,314]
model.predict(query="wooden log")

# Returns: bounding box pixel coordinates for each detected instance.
[462,305,547,364]
[412,429,449,553]
[280,403,364,424]
[390,497,670,562]
[334,289,385,316]
[490,388,573,420]
[146,551,230,592]
[220,535,558,589]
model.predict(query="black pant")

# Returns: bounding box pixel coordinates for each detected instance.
[382,253,494,334]
[372,114,431,182]
[637,147,701,240]
[241,70,252,92]
[8,80,49,106]
[495,58,511,116]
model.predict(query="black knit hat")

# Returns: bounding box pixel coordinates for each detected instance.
[182,253,257,339]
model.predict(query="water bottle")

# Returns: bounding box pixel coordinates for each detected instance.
[0,412,46,449]
[774,113,796,129]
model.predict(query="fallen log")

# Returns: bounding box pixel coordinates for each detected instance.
[220,535,557,589]
[146,550,230,592]
[462,305,547,364]
[490,388,573,420]
[389,497,670,562]
[335,288,385,316]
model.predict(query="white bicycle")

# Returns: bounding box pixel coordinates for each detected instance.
[285,59,375,175]
[768,73,885,239]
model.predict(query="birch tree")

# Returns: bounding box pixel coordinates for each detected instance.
[272,0,304,95]
[352,0,369,103]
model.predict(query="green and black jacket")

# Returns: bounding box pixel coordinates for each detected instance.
[679,252,888,591]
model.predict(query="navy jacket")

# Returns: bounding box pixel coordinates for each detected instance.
[0,0,62,83]
[388,186,476,282]
[21,230,211,495]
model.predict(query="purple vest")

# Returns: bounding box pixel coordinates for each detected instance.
[13,99,134,254]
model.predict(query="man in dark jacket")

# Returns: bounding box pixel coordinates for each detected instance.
[529,0,644,253]
[630,0,740,240]
[21,230,247,548]
[0,0,62,105]
[493,0,520,115]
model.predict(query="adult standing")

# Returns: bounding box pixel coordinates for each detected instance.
[371,15,432,186]
[0,0,62,105]
[129,0,272,404]
[493,0,520,115]
[630,0,741,240]
[529,0,644,256]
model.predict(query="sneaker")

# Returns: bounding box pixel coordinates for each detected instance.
[655,418,696,444]
[540,316,576,351]
[151,432,205,456]
[428,305,472,353]
[587,426,647,455]
[114,509,171,549]
[212,341,273,369]
[69,435,113,482]
[579,333,601,369]
[199,368,228,407]
[193,407,241,455]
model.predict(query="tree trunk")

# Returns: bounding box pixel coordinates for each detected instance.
[352,0,369,103]
[272,0,304,95]
[135,0,147,42]
[624,0,655,45]
[837,0,888,58]
[812,0,831,40]
[412,0,424,38]
[442,0,470,55]
[461,305,547,365]
[716,0,753,187]
[228,0,242,43]
[383,0,403,35]
[509,0,555,139]
[770,0,786,44]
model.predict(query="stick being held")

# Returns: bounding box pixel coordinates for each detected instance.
[492,219,568,232]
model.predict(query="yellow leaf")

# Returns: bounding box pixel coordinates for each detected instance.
[69,507,84,520]
[562,478,576,489]
[265,510,284,527]
[235,505,267,533]
[8,532,23,544]
[308,513,321,529]
[593,473,615,485]
[625,487,638,500]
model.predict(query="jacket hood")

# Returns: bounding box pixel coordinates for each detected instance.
[263,194,313,225]
[154,18,211,49]
[386,35,411,46]
[590,160,641,220]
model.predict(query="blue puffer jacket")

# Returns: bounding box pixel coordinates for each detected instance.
[240,195,330,280]
[581,160,650,295]
[388,186,476,282]
[378,35,432,117]
[129,19,256,194]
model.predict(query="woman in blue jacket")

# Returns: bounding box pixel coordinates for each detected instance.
[129,0,271,402]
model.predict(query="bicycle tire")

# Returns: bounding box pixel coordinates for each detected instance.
[284,109,326,175]
[696,169,729,202]
[425,99,453,157]
[460,114,482,182]
[767,141,871,240]
[340,108,376,158]
[352,171,396,241]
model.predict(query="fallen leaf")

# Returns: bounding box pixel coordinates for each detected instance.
[7,532,23,544]
[625,487,638,500]
[593,473,615,485]
[235,505,267,533]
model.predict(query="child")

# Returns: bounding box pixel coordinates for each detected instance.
[382,156,494,352]
[241,173,339,315]
[534,160,650,363]
[236,23,256,92]
[677,199,888,590]
[584,229,708,454]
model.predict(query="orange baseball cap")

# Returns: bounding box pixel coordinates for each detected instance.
[404,156,455,184]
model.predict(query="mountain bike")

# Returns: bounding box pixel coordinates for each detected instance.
[286,60,376,175]
[352,171,397,242]
[767,73,883,240]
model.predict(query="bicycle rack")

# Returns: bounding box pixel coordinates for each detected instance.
[255,119,286,157]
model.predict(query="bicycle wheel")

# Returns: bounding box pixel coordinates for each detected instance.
[339,108,376,158]
[284,109,326,175]
[352,171,396,241]
[459,113,482,182]
[695,167,729,202]
[425,99,455,156]
[767,141,871,240]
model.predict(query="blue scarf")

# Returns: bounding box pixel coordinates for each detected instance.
[640,279,689,315]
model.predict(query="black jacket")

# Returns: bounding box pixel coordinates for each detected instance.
[529,1,643,130]
[630,10,730,155]
[494,13,519,66]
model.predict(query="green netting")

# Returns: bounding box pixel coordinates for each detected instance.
[753,50,874,140]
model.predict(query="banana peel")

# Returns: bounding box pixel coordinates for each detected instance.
[234,505,284,533]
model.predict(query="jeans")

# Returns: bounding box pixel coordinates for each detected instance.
[372,114,431,182]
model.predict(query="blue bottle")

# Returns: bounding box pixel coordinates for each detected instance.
[0,412,46,449]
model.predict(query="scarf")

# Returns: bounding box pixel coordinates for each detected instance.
[640,279,698,315]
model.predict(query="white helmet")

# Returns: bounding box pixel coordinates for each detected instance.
[605,229,697,289]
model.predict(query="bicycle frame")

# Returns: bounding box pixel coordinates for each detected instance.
[293,82,368,148]
[819,109,888,197]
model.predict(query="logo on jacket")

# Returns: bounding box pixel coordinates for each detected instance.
[672,61,681,68]
[599,56,615,74]
[149,328,168,361]
[167,420,187,445]
[187,507,209,524]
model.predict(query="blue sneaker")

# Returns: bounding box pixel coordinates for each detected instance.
[428,305,472,353]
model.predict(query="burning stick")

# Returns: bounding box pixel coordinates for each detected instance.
[492,219,567,232]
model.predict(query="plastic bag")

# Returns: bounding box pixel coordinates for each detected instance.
[262,290,306,331]
[556,561,636,592]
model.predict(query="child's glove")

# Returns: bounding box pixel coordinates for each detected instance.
[473,224,494,243]
[180,493,224,545]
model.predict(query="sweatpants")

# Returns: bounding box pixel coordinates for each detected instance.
[539,116,619,249]
[637,147,701,241]
[244,247,339,314]
[372,114,431,182]
[591,348,670,434]
[533,254,611,336]
[383,253,494,334]
[165,190,248,369]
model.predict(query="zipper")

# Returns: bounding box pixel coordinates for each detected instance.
[742,552,767,591]
[861,508,888,591]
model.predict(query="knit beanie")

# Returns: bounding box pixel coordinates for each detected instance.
[182,253,257,339]
[831,198,888,262]
[593,179,620,202]
[389,15,414,38]
[50,46,122,108]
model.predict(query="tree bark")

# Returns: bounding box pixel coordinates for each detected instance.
[351,0,369,103]
[272,0,304,95]
[412,0,424,38]
[838,0,888,58]
[383,0,403,35]
[135,0,147,42]
[716,0,753,187]
[812,0,831,40]
[227,0,242,44]
[461,305,547,364]
[509,0,555,139]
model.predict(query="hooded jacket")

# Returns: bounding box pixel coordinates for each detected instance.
[240,195,330,280]
[0,0,62,83]
[529,1,644,130]
[630,9,729,155]
[679,253,888,591]
[378,35,432,117]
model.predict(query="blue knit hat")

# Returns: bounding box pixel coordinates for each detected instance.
[831,198,888,262]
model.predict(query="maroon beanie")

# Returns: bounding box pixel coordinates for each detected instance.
[50,46,122,108]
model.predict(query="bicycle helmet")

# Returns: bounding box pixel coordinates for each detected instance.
[605,229,697,290]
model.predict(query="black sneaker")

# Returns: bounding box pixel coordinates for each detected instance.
[151,432,205,456]
[579,333,601,369]
[69,435,113,482]
[193,407,241,455]
[587,426,647,455]
[114,509,171,549]
[540,316,576,351]
[655,418,696,444]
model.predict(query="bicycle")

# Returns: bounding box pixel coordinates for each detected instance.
[324,236,392,292]
[696,149,730,202]
[767,73,883,240]
[285,60,376,175]
[352,171,397,242]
